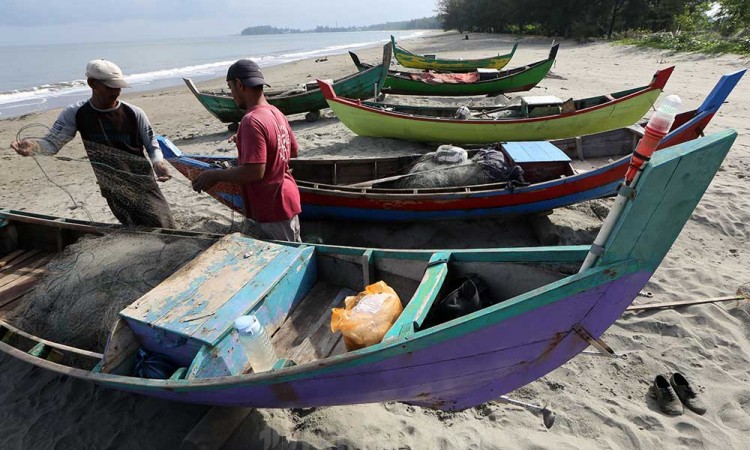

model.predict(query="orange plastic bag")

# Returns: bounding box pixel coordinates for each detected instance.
[330,281,403,351]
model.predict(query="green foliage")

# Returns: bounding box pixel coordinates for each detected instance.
[674,2,713,31]
[436,0,750,55]
[620,31,750,54]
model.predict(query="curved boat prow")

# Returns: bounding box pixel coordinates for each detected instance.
[317,79,337,101]
[650,65,675,90]
[508,41,519,57]
[660,68,745,148]
[156,135,182,159]
[548,41,560,60]
[697,68,747,114]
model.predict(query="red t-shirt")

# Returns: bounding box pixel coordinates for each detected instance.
[236,104,301,222]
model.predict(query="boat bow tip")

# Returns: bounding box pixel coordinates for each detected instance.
[156,136,182,159]
[651,66,676,90]
[317,79,337,100]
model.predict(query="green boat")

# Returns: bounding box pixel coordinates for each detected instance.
[391,35,518,72]
[351,42,558,97]
[318,66,674,144]
[185,43,391,127]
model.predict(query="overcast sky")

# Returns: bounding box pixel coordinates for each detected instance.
[0,0,438,45]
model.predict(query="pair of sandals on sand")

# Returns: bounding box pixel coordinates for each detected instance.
[651,373,707,416]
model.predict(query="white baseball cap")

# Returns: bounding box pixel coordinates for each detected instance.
[85,59,130,88]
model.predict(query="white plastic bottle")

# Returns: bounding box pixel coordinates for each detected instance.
[234,314,278,373]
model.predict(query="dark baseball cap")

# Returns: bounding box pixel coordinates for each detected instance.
[226,59,270,87]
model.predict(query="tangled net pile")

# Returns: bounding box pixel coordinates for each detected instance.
[9,232,213,352]
[396,147,523,189]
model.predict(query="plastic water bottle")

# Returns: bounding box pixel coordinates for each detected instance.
[234,315,277,373]
[624,95,682,185]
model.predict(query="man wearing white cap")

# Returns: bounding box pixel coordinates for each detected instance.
[10,59,175,228]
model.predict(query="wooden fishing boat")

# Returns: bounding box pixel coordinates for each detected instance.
[391,35,518,71]
[185,43,392,125]
[319,66,675,144]
[160,69,740,221]
[350,42,558,96]
[162,69,741,221]
[0,129,737,409]
[157,71,742,222]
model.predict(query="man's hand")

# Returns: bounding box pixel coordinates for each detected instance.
[10,140,40,156]
[228,134,237,144]
[192,170,219,193]
[153,160,173,182]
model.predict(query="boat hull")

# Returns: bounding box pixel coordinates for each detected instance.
[79,270,648,409]
[381,44,558,96]
[327,88,662,144]
[186,44,391,123]
[392,36,518,72]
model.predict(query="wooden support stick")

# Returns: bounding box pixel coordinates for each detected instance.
[626,294,746,312]
[181,406,254,450]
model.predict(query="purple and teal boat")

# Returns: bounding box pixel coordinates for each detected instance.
[0,129,737,410]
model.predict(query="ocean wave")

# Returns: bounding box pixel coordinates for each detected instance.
[0,30,429,110]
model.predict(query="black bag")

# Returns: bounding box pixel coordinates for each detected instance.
[133,348,178,379]
[424,274,490,328]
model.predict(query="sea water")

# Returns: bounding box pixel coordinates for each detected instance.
[0,30,427,118]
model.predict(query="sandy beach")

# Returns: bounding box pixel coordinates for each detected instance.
[1,31,750,449]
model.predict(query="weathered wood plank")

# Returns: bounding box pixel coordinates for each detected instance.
[0,249,42,274]
[101,319,140,374]
[122,235,308,346]
[0,250,25,269]
[271,283,354,365]
[0,255,52,290]
[0,265,49,308]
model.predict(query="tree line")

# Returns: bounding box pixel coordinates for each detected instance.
[436,0,750,40]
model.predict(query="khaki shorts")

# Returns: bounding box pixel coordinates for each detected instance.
[244,215,301,242]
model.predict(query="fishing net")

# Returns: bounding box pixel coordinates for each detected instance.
[14,124,198,230]
[8,232,214,352]
[395,147,525,189]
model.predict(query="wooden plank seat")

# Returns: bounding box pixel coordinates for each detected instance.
[110,234,317,379]
[0,250,53,310]
[383,252,451,340]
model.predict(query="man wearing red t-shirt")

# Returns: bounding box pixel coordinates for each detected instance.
[192,59,302,241]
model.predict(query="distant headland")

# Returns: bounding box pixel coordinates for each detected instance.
[241,17,440,36]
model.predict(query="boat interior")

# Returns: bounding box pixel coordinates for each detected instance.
[181,125,642,194]
[365,84,645,120]
[0,211,578,380]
